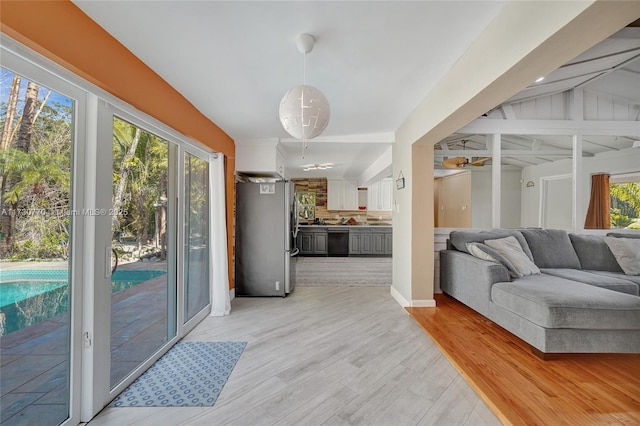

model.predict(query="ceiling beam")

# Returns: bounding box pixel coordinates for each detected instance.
[433,149,594,157]
[457,119,640,136]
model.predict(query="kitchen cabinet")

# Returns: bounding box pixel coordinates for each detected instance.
[367,178,393,211]
[327,179,358,210]
[372,232,385,255]
[301,226,390,257]
[384,231,392,255]
[297,227,327,255]
[349,233,360,254]
[314,232,328,254]
[236,140,286,178]
[348,227,391,256]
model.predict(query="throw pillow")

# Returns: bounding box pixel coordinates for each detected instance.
[450,230,534,260]
[484,236,541,277]
[604,237,640,276]
[569,234,622,272]
[520,229,581,269]
[466,242,519,278]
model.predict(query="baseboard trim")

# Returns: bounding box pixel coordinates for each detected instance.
[412,299,436,307]
[390,285,410,307]
[390,286,437,308]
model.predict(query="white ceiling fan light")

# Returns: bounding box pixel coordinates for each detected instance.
[279,33,331,155]
[302,162,333,171]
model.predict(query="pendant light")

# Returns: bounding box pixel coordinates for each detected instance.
[279,34,330,158]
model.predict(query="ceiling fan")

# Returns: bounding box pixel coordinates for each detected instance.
[440,140,490,169]
[441,156,491,169]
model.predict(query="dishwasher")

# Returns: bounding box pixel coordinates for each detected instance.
[327,227,349,256]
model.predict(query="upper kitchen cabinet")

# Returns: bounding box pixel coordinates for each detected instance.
[327,179,358,210]
[235,139,285,178]
[367,178,393,211]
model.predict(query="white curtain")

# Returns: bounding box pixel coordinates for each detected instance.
[209,153,231,316]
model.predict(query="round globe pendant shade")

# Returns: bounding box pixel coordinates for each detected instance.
[279,85,330,140]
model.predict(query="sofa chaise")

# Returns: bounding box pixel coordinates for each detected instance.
[439,228,640,356]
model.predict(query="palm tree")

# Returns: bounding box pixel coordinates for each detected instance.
[610,182,640,228]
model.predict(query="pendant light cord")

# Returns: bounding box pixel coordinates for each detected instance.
[301,51,308,159]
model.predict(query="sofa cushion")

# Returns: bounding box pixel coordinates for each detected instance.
[607,232,640,239]
[520,229,581,269]
[541,268,639,296]
[450,230,533,260]
[605,237,640,276]
[491,275,640,330]
[484,237,540,277]
[589,270,640,286]
[569,234,622,272]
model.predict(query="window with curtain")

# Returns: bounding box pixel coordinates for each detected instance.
[584,173,610,229]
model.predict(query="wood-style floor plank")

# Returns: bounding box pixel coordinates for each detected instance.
[88,287,500,426]
[407,294,640,426]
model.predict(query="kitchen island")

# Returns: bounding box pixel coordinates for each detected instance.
[297,225,392,257]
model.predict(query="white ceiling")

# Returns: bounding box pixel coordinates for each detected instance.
[72,0,506,179]
[71,1,639,181]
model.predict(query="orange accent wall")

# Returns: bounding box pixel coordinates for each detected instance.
[1,0,237,289]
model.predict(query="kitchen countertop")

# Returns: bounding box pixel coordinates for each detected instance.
[299,224,392,227]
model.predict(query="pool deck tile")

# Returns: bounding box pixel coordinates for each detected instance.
[0,261,168,425]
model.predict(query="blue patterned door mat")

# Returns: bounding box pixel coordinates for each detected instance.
[111,341,247,407]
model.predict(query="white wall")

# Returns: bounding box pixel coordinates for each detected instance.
[471,168,522,228]
[521,148,640,228]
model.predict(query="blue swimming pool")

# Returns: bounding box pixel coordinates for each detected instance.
[0,269,166,334]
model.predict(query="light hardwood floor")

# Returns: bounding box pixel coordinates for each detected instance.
[408,294,640,426]
[88,286,499,426]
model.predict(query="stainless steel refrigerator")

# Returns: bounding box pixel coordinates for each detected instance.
[235,180,298,296]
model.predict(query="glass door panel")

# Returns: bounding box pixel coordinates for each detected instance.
[184,153,210,323]
[110,117,175,388]
[0,68,74,425]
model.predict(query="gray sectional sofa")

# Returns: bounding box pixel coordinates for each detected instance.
[439,228,640,356]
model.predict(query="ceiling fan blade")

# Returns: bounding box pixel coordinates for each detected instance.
[470,157,491,166]
[441,157,468,169]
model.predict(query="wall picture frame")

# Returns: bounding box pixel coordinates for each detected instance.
[396,171,405,190]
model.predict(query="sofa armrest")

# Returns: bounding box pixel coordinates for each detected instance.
[440,249,510,316]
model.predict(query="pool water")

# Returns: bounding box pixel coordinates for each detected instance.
[0,269,166,335]
[0,269,167,306]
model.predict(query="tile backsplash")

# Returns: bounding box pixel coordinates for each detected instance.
[292,178,392,225]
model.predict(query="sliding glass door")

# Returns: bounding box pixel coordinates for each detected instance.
[109,117,177,388]
[0,60,85,425]
[1,37,219,424]
[184,153,210,324]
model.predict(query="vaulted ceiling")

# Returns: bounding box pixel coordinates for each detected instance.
[435,27,640,173]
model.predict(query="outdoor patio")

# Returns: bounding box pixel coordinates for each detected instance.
[0,261,169,425]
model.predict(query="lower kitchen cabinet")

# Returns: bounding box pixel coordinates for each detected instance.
[349,227,391,256]
[372,233,385,255]
[384,232,392,254]
[314,232,327,255]
[297,227,328,255]
[299,226,391,256]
